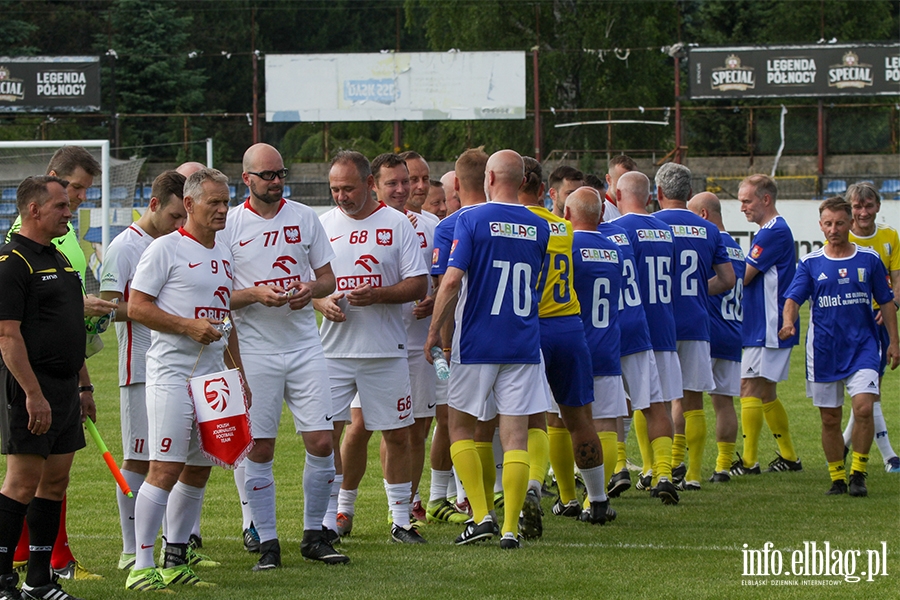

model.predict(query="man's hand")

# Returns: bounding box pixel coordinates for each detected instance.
[347,284,379,307]
[26,391,52,435]
[888,341,900,371]
[424,329,442,365]
[406,212,418,228]
[875,309,884,326]
[413,296,434,319]
[255,285,289,308]
[185,319,224,345]
[79,389,97,423]
[778,323,796,341]
[286,281,314,311]
[84,294,117,318]
[314,294,346,322]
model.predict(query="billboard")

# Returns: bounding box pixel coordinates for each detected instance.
[265,51,525,122]
[688,44,900,99]
[0,56,101,112]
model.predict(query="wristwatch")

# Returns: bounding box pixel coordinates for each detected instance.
[78,384,94,393]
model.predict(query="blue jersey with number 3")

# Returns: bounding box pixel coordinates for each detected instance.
[598,222,653,357]
[448,203,549,364]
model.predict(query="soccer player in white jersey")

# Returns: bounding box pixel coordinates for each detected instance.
[602,155,638,223]
[611,171,680,504]
[732,175,801,476]
[841,182,900,472]
[315,151,429,544]
[222,143,347,569]
[654,164,735,491]
[426,150,551,549]
[125,168,250,592]
[688,192,746,483]
[781,197,899,496]
[99,171,187,571]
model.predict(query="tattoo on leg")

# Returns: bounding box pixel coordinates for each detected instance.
[575,441,602,469]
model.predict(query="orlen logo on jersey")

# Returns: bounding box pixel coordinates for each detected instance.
[336,275,382,290]
[196,307,230,320]
[213,286,231,306]
[272,255,297,274]
[204,377,229,412]
[256,276,301,288]
[549,222,568,236]
[376,229,393,246]
[636,229,673,242]
[669,225,707,239]
[581,248,619,263]
[490,222,537,240]
[283,226,301,244]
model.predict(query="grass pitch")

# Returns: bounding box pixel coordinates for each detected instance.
[5,306,900,599]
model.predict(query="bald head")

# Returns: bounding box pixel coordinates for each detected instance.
[616,171,651,215]
[485,150,524,204]
[688,191,725,230]
[564,186,603,230]
[440,170,461,214]
[176,162,206,177]
[242,143,282,172]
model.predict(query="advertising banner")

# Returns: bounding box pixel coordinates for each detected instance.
[0,56,101,113]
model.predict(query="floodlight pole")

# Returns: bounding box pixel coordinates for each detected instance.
[206,138,213,168]
[533,47,542,162]
[674,55,682,164]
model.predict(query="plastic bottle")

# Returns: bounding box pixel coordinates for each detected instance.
[429,346,450,381]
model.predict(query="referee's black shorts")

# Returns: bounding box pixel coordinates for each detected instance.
[0,367,86,458]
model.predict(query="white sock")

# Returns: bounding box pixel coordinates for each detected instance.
[429,469,451,503]
[623,416,633,439]
[322,474,342,533]
[492,427,504,493]
[337,488,358,517]
[385,480,412,528]
[234,462,253,529]
[528,479,542,494]
[191,486,204,538]
[166,482,204,545]
[873,401,898,463]
[134,483,168,571]
[581,464,607,502]
[303,452,335,531]
[452,467,465,502]
[843,410,855,448]
[118,470,145,554]
[244,459,276,543]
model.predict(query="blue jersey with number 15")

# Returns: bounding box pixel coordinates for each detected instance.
[448,203,549,365]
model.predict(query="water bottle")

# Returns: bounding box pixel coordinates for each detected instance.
[85,298,118,334]
[430,346,450,381]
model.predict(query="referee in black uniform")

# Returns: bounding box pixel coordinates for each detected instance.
[0,176,91,600]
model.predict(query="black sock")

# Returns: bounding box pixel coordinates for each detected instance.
[0,493,28,575]
[24,497,61,588]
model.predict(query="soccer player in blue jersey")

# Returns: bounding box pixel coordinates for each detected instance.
[654,164,735,491]
[425,150,550,549]
[733,175,801,476]
[611,171,679,504]
[689,192,746,483]
[780,197,899,496]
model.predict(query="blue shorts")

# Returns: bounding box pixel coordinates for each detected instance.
[540,316,594,408]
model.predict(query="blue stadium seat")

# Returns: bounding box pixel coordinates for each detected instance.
[283,185,292,199]
[824,180,847,196]
[879,179,900,199]
[1,188,16,202]
[111,186,129,202]
[86,187,101,201]
[0,203,18,217]
[228,184,237,199]
[0,218,11,232]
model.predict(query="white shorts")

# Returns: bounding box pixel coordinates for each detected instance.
[808,370,880,408]
[676,340,714,393]
[145,383,212,466]
[710,358,742,397]
[620,350,663,411]
[120,383,149,461]
[741,346,792,383]
[243,347,334,437]
[408,349,438,419]
[591,376,627,420]
[448,361,552,419]
[435,373,449,408]
[326,357,412,431]
[654,350,684,402]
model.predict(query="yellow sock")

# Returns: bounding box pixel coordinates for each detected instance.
[634,410,653,476]
[763,398,798,462]
[527,428,550,486]
[450,440,488,521]
[475,442,495,514]
[548,426,576,503]
[650,436,673,484]
[615,441,627,473]
[501,450,529,535]
[740,397,763,466]
[851,452,869,475]
[672,433,686,467]
[716,442,736,474]
[828,460,847,483]
[599,431,618,485]
[684,410,706,483]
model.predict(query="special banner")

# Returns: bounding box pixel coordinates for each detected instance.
[0,56,101,112]
[688,44,900,99]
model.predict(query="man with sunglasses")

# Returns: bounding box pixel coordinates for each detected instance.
[223,144,347,570]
